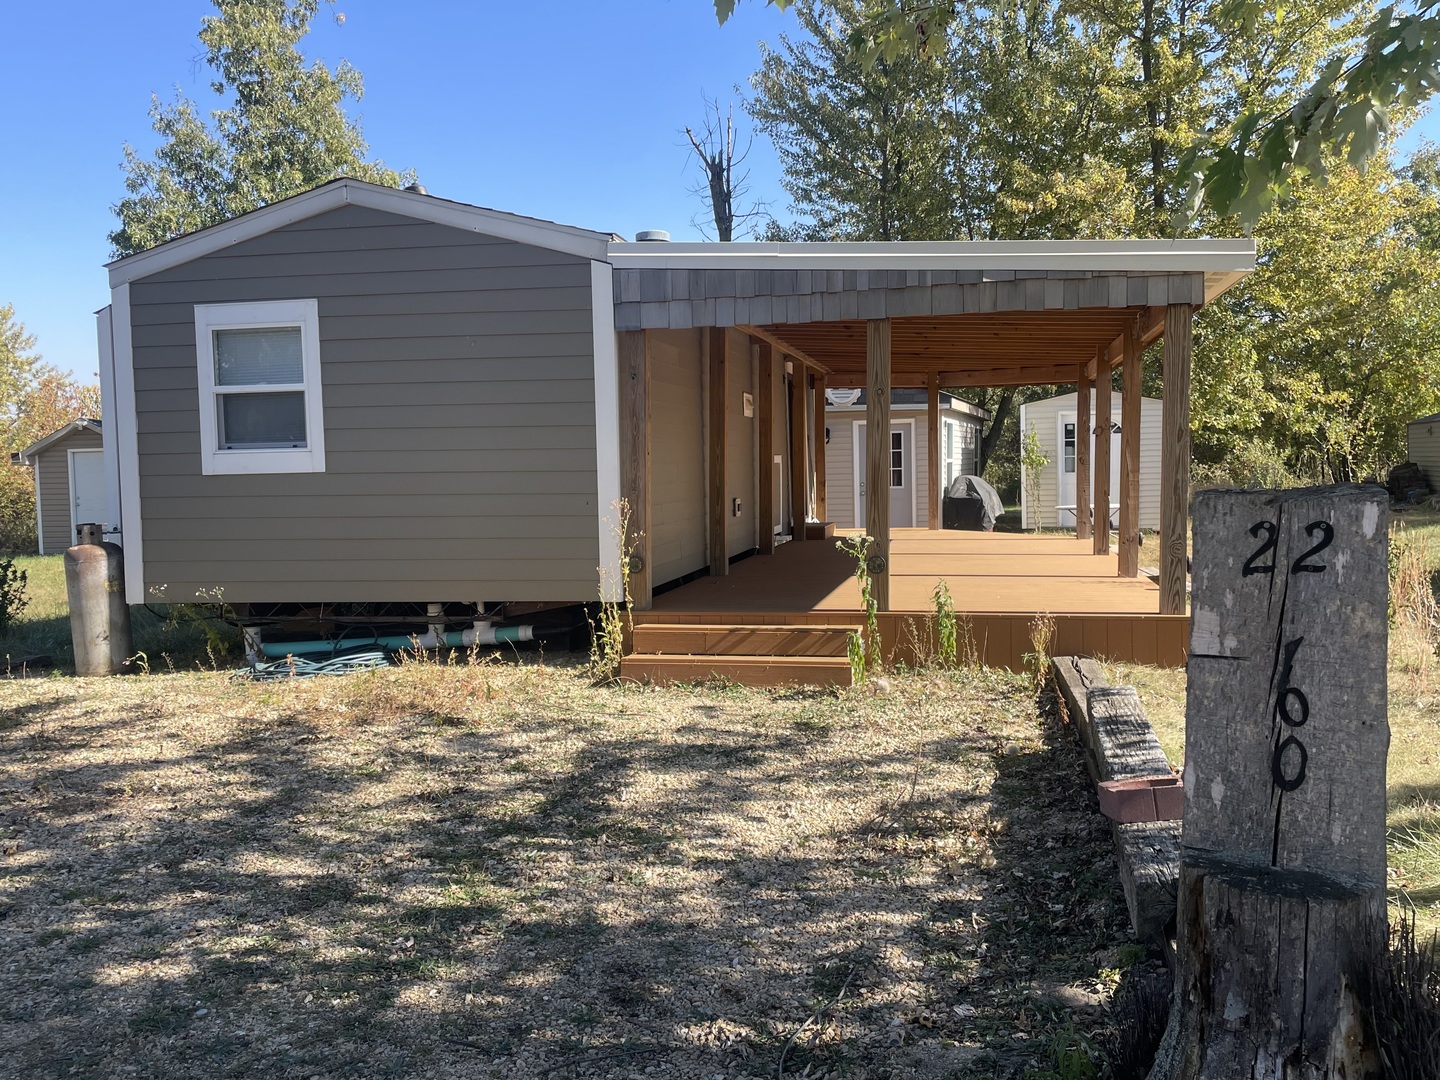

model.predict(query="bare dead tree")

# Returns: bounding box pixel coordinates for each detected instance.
[684,99,766,241]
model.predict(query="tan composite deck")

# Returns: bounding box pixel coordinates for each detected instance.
[651,529,1163,615]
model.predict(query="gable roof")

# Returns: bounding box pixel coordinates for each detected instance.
[107,178,618,286]
[18,418,102,463]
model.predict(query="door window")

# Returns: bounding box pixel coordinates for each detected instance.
[891,429,905,487]
[1063,422,1076,474]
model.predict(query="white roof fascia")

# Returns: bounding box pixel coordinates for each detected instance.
[606,237,1255,273]
[20,419,102,463]
[108,179,613,286]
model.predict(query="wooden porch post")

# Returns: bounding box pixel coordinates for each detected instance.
[708,327,729,576]
[1075,361,1092,542]
[1118,323,1142,578]
[927,370,941,529]
[789,361,808,541]
[1092,349,1112,556]
[1160,304,1193,614]
[866,319,892,611]
[617,330,652,609]
[756,339,775,556]
[813,373,828,523]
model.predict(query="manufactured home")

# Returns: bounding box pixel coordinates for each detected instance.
[1019,390,1162,532]
[821,389,987,530]
[97,178,1253,679]
[17,418,105,554]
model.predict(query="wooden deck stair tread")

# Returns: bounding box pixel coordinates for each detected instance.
[620,653,854,688]
[624,621,860,686]
[631,623,858,657]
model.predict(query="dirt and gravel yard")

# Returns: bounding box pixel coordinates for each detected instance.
[0,658,1141,1079]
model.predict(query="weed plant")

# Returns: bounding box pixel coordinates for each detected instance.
[836,533,880,681]
[588,498,635,682]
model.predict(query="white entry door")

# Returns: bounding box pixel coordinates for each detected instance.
[854,420,916,528]
[69,449,106,535]
[1057,412,1120,528]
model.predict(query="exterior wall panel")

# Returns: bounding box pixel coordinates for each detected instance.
[127,203,599,604]
[1409,419,1440,489]
[648,330,707,587]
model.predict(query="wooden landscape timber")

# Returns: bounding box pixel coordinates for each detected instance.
[1152,485,1390,1080]
[1053,656,1181,956]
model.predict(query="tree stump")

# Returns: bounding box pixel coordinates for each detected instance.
[1151,486,1390,1080]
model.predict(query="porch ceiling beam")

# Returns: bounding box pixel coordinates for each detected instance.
[1101,305,1166,368]
[736,324,832,376]
[824,366,1082,389]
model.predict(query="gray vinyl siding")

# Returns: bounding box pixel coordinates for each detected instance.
[34,428,104,554]
[1020,391,1162,531]
[127,203,599,604]
[648,330,706,586]
[1409,418,1440,489]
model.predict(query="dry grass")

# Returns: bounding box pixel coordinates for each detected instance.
[0,660,1136,1079]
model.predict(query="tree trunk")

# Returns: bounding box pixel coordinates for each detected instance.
[1149,856,1384,1080]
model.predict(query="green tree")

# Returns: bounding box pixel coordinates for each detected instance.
[722,0,1440,228]
[0,305,104,552]
[749,0,958,240]
[1192,148,1440,482]
[111,0,411,258]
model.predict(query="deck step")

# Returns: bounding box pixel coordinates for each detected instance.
[620,653,854,688]
[631,623,858,657]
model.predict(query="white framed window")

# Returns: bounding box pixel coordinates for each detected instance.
[1063,421,1077,474]
[890,429,905,488]
[194,299,325,475]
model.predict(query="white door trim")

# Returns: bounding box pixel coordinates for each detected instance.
[851,417,919,529]
[67,447,106,547]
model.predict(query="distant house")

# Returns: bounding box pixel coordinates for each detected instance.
[1018,390,1162,532]
[17,419,105,554]
[1407,412,1440,489]
[822,389,988,529]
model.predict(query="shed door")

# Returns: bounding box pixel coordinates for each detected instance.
[854,421,915,529]
[69,449,106,534]
[1056,412,1119,528]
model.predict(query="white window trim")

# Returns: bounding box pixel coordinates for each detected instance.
[194,299,325,475]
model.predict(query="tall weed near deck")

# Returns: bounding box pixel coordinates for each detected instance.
[932,579,957,669]
[588,498,636,682]
[1025,612,1056,692]
[837,534,881,681]
[1390,522,1439,684]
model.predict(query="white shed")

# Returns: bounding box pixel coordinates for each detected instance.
[1019,390,1162,531]
[1407,412,1440,489]
[823,389,988,529]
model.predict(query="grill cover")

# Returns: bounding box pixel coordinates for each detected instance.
[943,475,1003,531]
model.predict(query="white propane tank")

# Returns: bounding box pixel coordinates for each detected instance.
[65,538,133,676]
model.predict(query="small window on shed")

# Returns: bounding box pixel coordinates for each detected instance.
[194,300,325,475]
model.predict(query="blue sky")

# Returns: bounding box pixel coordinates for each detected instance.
[0,1,794,379]
[1,2,1435,381]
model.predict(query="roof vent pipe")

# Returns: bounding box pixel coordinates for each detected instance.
[634,230,671,242]
[405,183,429,195]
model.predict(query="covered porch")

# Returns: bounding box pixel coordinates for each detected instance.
[608,239,1253,680]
